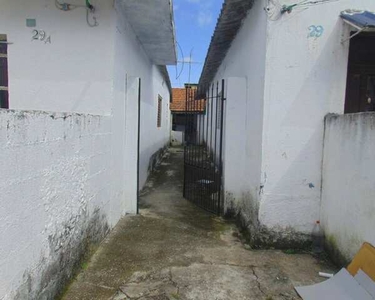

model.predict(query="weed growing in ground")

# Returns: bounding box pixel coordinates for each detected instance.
[81,262,89,270]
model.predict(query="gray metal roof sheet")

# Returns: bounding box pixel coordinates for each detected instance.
[198,0,255,88]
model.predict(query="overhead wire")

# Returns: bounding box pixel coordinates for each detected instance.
[55,0,98,27]
[86,8,98,27]
[176,41,185,80]
[55,0,86,11]
[295,0,340,7]
[266,0,343,19]
[282,0,342,13]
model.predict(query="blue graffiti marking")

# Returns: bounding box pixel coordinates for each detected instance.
[308,25,324,38]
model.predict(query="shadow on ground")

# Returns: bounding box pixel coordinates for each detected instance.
[62,147,335,300]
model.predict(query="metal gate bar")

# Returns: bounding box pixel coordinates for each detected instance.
[183,80,225,215]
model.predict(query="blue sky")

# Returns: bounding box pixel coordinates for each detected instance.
[167,0,224,88]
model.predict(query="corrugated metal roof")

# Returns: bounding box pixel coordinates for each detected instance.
[341,10,375,29]
[198,0,255,88]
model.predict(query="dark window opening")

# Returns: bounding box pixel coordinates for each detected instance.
[0,34,9,109]
[0,34,8,109]
[172,114,186,131]
[345,33,375,114]
[157,95,162,128]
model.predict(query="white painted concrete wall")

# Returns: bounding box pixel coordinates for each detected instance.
[207,0,267,228]
[223,77,255,218]
[321,113,375,263]
[205,0,374,243]
[202,94,219,157]
[0,0,115,115]
[0,0,171,191]
[260,0,373,236]
[196,113,207,146]
[171,130,184,146]
[139,66,171,187]
[113,0,171,195]
[0,110,113,300]
[0,0,172,298]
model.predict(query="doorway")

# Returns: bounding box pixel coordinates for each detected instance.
[345,33,375,113]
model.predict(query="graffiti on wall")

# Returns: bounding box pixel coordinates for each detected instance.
[308,25,324,38]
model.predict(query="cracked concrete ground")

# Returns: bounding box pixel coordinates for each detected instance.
[62,147,335,300]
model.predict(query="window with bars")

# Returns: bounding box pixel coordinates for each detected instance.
[157,95,162,128]
[0,34,9,109]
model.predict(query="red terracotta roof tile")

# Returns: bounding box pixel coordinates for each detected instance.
[171,88,206,113]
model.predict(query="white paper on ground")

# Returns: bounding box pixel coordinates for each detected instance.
[355,269,375,298]
[295,269,374,300]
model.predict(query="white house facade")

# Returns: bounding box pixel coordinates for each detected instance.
[198,0,375,258]
[0,0,176,299]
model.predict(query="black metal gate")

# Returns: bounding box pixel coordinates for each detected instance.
[183,80,225,215]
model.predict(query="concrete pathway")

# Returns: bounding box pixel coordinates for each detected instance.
[62,148,335,300]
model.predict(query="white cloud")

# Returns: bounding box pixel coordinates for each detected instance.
[182,56,195,63]
[183,0,214,27]
[197,11,213,27]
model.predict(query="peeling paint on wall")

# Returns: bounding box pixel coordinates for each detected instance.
[0,110,113,299]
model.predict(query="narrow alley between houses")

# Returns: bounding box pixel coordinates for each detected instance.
[2,0,375,299]
[62,148,334,300]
